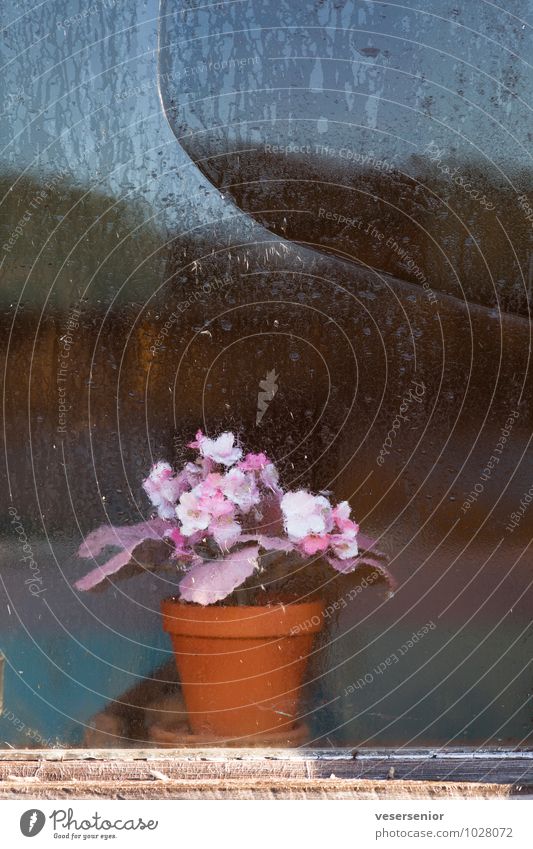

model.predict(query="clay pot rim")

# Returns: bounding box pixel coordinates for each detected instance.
[161,595,324,639]
[148,718,309,747]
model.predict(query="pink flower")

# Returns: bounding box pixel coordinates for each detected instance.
[238,452,270,471]
[165,527,190,557]
[176,488,212,536]
[203,489,234,519]
[188,429,204,449]
[198,472,224,497]
[332,500,359,534]
[280,491,333,541]
[300,533,330,555]
[143,462,186,520]
[330,526,359,560]
[196,431,242,466]
[220,468,260,512]
[260,462,283,495]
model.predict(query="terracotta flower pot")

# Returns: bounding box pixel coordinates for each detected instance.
[161,596,324,738]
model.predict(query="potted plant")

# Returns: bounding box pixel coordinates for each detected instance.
[75,431,394,739]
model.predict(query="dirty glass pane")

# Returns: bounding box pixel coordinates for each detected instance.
[0,0,532,749]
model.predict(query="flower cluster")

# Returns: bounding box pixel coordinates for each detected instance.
[76,431,392,604]
[280,492,359,561]
[142,431,359,565]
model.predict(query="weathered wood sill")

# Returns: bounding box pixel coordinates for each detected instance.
[1,748,532,799]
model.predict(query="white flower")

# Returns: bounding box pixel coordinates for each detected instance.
[280,490,333,541]
[333,500,351,524]
[176,488,211,536]
[330,527,359,560]
[142,461,184,520]
[198,431,242,466]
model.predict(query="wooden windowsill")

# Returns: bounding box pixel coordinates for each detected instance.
[1,747,532,799]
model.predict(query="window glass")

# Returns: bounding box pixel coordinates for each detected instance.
[1,0,532,749]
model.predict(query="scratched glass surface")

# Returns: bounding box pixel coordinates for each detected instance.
[0,0,532,748]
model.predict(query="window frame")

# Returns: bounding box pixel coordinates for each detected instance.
[0,747,531,798]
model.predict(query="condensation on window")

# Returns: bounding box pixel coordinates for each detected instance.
[0,0,532,749]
